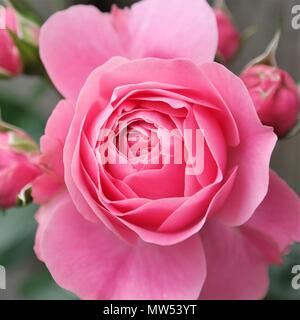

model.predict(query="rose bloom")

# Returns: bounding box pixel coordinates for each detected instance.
[214,8,240,63]
[0,123,40,208]
[33,0,300,300]
[241,64,300,137]
[0,7,22,76]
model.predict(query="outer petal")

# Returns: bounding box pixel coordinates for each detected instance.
[39,5,125,98]
[35,193,207,300]
[199,220,269,300]
[32,100,75,204]
[44,99,75,144]
[129,0,217,63]
[199,63,277,226]
[40,1,217,98]
[0,155,40,208]
[243,170,300,260]
[0,30,22,75]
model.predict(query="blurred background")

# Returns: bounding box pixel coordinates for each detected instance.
[0,0,299,300]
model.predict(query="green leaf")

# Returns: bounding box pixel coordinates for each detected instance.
[0,90,46,141]
[0,205,37,255]
[21,266,78,300]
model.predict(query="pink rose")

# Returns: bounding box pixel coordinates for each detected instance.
[0,122,40,208]
[33,0,300,300]
[241,64,300,137]
[215,8,240,63]
[0,7,22,76]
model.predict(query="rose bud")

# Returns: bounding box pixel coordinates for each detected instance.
[0,1,41,77]
[4,0,40,45]
[241,64,300,137]
[214,1,240,63]
[0,121,40,209]
[0,6,22,76]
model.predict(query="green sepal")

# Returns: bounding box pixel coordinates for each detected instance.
[0,120,39,153]
[9,133,38,153]
[8,30,45,76]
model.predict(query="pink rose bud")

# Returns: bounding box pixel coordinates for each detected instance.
[214,8,240,63]
[0,2,40,77]
[0,122,40,209]
[241,64,300,137]
[0,6,22,76]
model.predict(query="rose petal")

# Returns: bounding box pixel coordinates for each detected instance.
[243,170,300,260]
[129,0,217,63]
[199,220,269,300]
[32,100,75,204]
[39,5,125,98]
[40,1,217,98]
[35,193,207,300]
[200,63,277,225]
